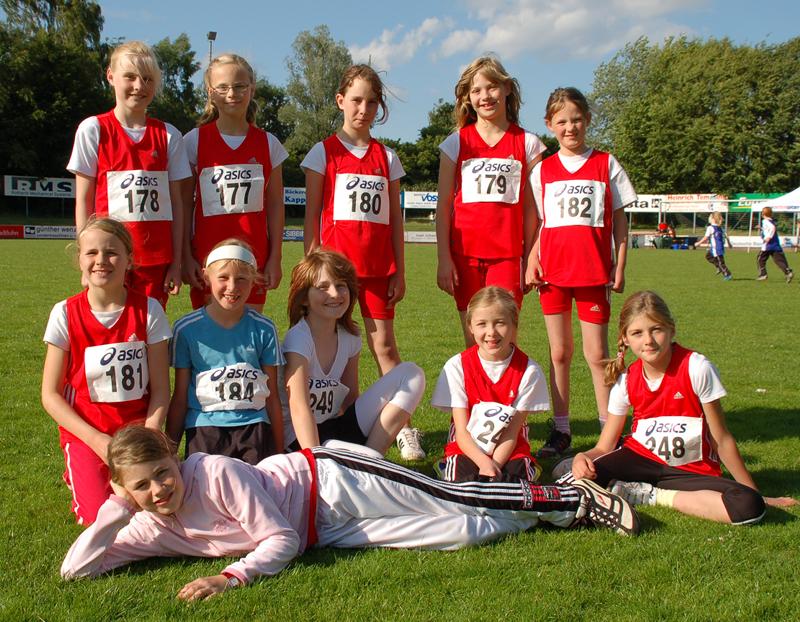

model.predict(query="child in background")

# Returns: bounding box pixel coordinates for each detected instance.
[68,41,191,308]
[41,218,171,524]
[432,287,549,482]
[281,249,425,456]
[167,240,283,463]
[756,207,793,282]
[568,291,797,523]
[696,212,732,280]
[182,53,287,311]
[61,427,638,600]
[436,55,546,344]
[529,87,637,458]
[302,64,424,460]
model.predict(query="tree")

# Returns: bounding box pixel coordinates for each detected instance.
[278,25,352,158]
[254,79,292,143]
[589,36,800,194]
[148,34,201,134]
[0,1,109,176]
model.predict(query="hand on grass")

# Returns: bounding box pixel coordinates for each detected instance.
[178,575,230,601]
[764,496,799,508]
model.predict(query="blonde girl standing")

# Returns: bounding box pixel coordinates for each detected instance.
[436,55,546,344]
[41,218,171,524]
[182,54,287,311]
[68,41,191,308]
[301,65,424,459]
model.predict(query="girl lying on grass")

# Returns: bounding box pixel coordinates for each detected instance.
[62,426,639,600]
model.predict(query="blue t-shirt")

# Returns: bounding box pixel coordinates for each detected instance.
[171,308,284,428]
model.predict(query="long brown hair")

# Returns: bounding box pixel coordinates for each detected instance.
[604,291,676,386]
[337,64,389,125]
[453,55,521,128]
[287,249,359,335]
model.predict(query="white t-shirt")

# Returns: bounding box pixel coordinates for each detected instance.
[300,138,405,181]
[43,296,171,350]
[607,352,727,416]
[431,348,550,413]
[183,127,289,171]
[760,217,776,249]
[530,149,637,217]
[438,130,547,168]
[67,116,192,181]
[278,319,362,445]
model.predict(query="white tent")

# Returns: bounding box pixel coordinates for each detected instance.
[748,187,800,250]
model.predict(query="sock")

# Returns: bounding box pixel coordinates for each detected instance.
[654,487,678,507]
[553,414,571,434]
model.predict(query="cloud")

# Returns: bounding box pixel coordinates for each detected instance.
[440,0,705,61]
[350,17,451,69]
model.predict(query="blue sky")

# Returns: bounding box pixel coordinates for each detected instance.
[97,0,799,142]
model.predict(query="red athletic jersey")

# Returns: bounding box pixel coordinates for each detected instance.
[94,110,172,266]
[61,289,151,445]
[623,344,721,476]
[192,123,272,268]
[451,123,527,259]
[445,345,532,460]
[319,136,395,277]
[538,150,615,286]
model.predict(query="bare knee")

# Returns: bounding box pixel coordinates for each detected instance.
[549,343,574,368]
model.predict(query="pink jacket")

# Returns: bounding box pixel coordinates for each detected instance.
[61,452,315,584]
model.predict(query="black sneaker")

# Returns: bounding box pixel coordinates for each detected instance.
[573,478,640,536]
[535,420,572,459]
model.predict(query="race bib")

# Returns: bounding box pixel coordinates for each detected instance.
[308,377,350,424]
[466,401,516,455]
[195,363,268,412]
[460,158,522,204]
[632,416,703,467]
[198,164,265,217]
[84,341,148,403]
[332,173,390,225]
[106,170,172,222]
[543,179,606,228]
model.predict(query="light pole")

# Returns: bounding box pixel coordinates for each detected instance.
[207,31,217,64]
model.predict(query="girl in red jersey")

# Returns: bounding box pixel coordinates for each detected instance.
[302,65,425,460]
[182,53,287,311]
[529,87,636,459]
[436,55,546,345]
[68,41,191,308]
[567,291,797,524]
[41,218,171,524]
[432,287,550,482]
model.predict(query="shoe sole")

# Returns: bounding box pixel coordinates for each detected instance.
[573,478,640,536]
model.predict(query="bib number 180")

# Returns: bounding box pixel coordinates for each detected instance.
[348,191,381,215]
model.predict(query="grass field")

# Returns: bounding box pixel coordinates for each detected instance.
[0,240,798,621]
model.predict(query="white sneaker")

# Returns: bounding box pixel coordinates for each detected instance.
[609,480,657,506]
[396,427,426,460]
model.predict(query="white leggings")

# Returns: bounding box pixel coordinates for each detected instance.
[312,447,580,551]
[353,362,426,436]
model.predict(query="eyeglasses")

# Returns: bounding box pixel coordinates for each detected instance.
[211,83,251,95]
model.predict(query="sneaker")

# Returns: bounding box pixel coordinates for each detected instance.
[551,456,575,481]
[609,480,657,507]
[786,271,794,284]
[723,274,732,281]
[535,420,572,459]
[396,427,426,460]
[573,478,640,536]
[756,275,768,281]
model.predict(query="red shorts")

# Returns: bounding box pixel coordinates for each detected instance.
[358,275,395,320]
[538,283,610,324]
[61,437,112,525]
[127,264,169,308]
[189,280,268,310]
[452,254,523,311]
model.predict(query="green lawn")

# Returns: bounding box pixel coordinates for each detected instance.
[0,241,798,621]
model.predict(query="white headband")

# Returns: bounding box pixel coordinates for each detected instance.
[205,245,257,269]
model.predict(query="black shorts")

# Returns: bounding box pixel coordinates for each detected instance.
[445,454,537,483]
[594,446,765,525]
[288,403,368,451]
[185,421,275,465]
